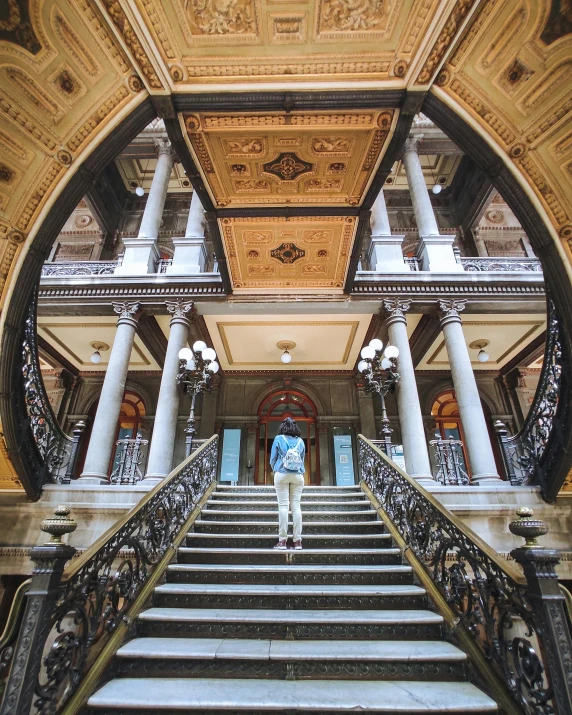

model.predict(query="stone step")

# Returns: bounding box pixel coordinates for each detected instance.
[206,500,373,511]
[215,485,362,492]
[87,677,498,713]
[192,520,386,535]
[176,546,402,566]
[185,533,393,550]
[137,607,445,641]
[153,582,426,610]
[113,637,468,680]
[210,492,367,501]
[166,563,413,585]
[200,509,378,522]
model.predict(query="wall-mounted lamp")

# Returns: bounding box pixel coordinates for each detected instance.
[90,341,110,364]
[277,340,296,364]
[470,339,490,363]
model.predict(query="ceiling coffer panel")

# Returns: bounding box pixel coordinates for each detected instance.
[181,110,396,208]
[219,215,358,292]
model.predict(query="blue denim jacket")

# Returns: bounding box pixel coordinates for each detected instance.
[270,435,305,474]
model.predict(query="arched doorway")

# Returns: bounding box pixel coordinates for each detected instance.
[431,389,505,481]
[256,389,320,485]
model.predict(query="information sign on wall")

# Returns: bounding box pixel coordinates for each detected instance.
[333,434,355,486]
[220,428,241,483]
[391,444,406,471]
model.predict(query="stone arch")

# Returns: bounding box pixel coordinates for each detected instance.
[250,379,326,417]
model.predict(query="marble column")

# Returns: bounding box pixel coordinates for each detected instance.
[144,299,193,482]
[382,298,434,483]
[167,191,207,275]
[116,139,175,275]
[437,300,501,483]
[403,136,462,272]
[80,302,142,481]
[367,190,409,272]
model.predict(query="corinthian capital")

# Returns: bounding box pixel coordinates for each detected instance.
[381,298,411,321]
[404,134,421,154]
[112,301,142,322]
[437,299,466,322]
[154,138,173,157]
[166,299,194,321]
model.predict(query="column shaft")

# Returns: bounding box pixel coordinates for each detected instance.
[145,301,192,480]
[80,303,141,481]
[138,144,175,239]
[438,300,500,482]
[383,299,434,482]
[371,190,391,236]
[402,138,439,237]
[185,191,205,238]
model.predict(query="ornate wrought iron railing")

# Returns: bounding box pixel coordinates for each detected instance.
[22,295,85,484]
[157,258,172,273]
[109,433,148,485]
[495,298,566,490]
[461,257,542,272]
[359,435,572,715]
[404,256,420,271]
[0,435,218,715]
[41,261,119,276]
[429,433,470,485]
[0,579,31,702]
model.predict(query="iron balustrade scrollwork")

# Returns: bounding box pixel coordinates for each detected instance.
[495,299,564,488]
[157,259,173,273]
[461,258,542,273]
[358,435,572,715]
[0,435,218,715]
[22,295,85,484]
[41,261,119,277]
[404,257,420,271]
[109,434,148,485]
[429,434,469,486]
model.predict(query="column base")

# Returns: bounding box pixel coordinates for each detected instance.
[167,237,207,275]
[141,474,166,486]
[471,474,504,485]
[115,237,159,276]
[367,235,410,273]
[77,474,108,484]
[411,474,438,485]
[416,235,463,272]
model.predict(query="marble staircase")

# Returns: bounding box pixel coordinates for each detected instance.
[86,484,498,713]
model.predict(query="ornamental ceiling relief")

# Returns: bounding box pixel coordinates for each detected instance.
[182,110,395,207]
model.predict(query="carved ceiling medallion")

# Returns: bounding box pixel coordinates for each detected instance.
[270,242,306,264]
[262,152,313,181]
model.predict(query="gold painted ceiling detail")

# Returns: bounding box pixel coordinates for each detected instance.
[220,216,357,291]
[182,110,395,207]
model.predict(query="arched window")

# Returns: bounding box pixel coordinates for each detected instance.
[256,389,320,485]
[431,390,469,475]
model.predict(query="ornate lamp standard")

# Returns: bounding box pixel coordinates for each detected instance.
[177,340,219,457]
[357,338,400,455]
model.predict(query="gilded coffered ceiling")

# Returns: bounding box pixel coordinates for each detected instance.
[0,0,571,310]
[219,216,358,292]
[182,110,396,207]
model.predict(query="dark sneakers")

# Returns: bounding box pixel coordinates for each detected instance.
[273,539,288,550]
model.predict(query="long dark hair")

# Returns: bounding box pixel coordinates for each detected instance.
[278,417,301,437]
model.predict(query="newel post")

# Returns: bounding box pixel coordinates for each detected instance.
[0,507,77,715]
[494,420,517,484]
[509,507,572,714]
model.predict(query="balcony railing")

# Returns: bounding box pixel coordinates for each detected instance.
[461,257,542,272]
[404,257,420,271]
[157,258,173,273]
[41,261,118,276]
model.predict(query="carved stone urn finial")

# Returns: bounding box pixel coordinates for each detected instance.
[509,507,548,548]
[40,505,77,545]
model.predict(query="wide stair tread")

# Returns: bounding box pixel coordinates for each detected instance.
[88,678,497,712]
[87,485,498,714]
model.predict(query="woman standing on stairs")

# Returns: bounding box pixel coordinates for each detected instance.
[270,417,305,550]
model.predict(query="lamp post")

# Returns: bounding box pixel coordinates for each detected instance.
[177,340,219,457]
[358,339,400,455]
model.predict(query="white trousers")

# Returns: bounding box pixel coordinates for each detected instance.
[274,471,304,540]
